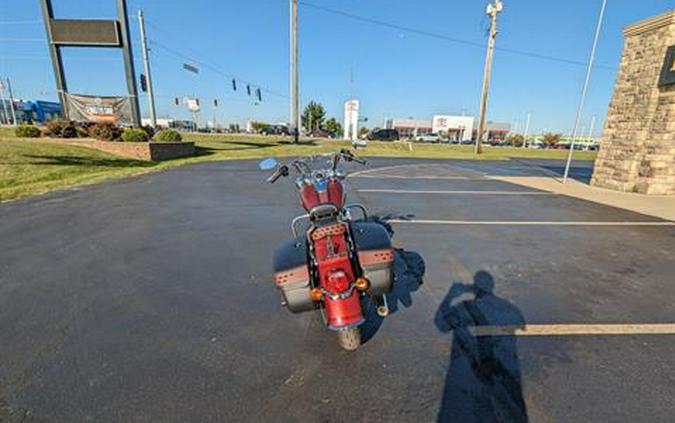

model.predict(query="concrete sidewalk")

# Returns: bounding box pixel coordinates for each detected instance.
[491,175,675,222]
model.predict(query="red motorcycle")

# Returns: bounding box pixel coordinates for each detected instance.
[260,150,394,351]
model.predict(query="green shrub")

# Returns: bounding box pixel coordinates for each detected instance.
[43,119,77,138]
[15,125,41,138]
[141,125,155,139]
[75,122,94,138]
[121,128,149,142]
[89,123,122,141]
[153,129,182,142]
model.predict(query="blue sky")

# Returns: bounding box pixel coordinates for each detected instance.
[1,0,672,134]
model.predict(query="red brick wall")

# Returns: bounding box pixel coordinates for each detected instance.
[57,139,195,161]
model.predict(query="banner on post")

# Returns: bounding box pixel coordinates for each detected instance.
[65,93,134,125]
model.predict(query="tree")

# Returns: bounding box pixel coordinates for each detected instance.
[250,121,269,133]
[506,134,524,147]
[324,117,343,138]
[542,132,562,147]
[358,127,369,139]
[301,101,326,133]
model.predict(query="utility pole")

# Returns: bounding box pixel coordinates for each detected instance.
[475,0,503,154]
[563,0,607,183]
[137,10,157,128]
[5,77,18,126]
[290,0,299,143]
[522,112,531,148]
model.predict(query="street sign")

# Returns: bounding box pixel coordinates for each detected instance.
[183,63,199,74]
[186,98,200,112]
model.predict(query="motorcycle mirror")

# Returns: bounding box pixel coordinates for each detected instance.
[259,158,278,170]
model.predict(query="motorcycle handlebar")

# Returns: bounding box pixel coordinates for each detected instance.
[267,165,289,183]
[268,150,364,182]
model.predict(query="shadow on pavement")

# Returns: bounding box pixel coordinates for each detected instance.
[360,216,425,344]
[434,271,528,423]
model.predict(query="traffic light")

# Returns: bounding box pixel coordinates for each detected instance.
[140,74,147,92]
[213,98,218,107]
[174,97,180,106]
[246,84,251,96]
[195,98,200,107]
[256,88,262,102]
[232,79,237,91]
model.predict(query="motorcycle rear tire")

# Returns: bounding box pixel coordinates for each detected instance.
[337,328,361,351]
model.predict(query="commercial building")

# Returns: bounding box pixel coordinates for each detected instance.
[472,121,512,143]
[432,115,474,142]
[385,118,432,138]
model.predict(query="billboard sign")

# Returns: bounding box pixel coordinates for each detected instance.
[65,93,133,125]
[49,19,121,46]
[343,99,359,140]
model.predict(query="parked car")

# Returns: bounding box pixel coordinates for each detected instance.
[367,129,399,141]
[415,133,441,143]
[352,138,368,149]
[261,125,289,136]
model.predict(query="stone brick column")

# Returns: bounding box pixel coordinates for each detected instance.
[591,10,675,195]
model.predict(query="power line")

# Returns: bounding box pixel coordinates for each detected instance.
[299,1,616,71]
[143,18,287,99]
[0,38,45,42]
[150,39,288,99]
[0,20,42,25]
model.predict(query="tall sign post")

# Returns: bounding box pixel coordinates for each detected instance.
[343,99,359,140]
[39,0,141,127]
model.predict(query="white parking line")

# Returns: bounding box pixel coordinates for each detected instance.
[351,174,471,180]
[349,164,421,177]
[388,219,675,226]
[471,324,675,337]
[358,189,551,195]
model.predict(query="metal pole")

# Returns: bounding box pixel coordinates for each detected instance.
[39,0,69,119]
[563,0,606,183]
[137,10,157,128]
[117,0,141,127]
[5,77,18,126]
[587,115,596,143]
[290,0,299,143]
[522,112,531,148]
[475,0,502,154]
[0,80,8,125]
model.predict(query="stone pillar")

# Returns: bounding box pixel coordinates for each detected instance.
[591,10,675,195]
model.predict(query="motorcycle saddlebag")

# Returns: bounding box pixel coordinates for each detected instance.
[273,236,314,313]
[351,221,394,296]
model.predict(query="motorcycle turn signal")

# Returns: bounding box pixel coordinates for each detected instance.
[355,277,370,292]
[309,288,323,302]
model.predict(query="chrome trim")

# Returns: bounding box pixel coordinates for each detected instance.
[344,203,368,221]
[291,214,310,238]
[328,318,365,332]
[322,284,357,300]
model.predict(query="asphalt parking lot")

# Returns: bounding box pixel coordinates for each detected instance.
[1,157,674,423]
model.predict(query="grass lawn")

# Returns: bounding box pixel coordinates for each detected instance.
[0,127,596,202]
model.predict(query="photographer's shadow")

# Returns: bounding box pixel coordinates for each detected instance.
[434,271,528,423]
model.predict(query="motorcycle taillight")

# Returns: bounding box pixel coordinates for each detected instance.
[325,270,351,294]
